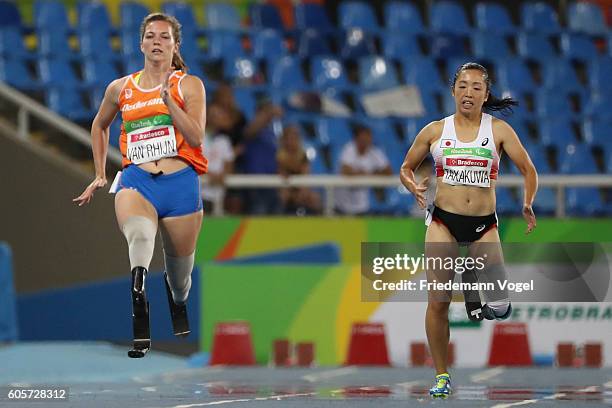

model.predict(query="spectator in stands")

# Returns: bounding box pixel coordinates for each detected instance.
[242,97,284,214]
[74,13,206,356]
[400,62,538,399]
[208,83,248,170]
[276,124,321,214]
[202,104,235,214]
[335,125,392,214]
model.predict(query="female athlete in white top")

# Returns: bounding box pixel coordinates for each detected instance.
[400,63,538,398]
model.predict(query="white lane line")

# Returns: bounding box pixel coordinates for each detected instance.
[164,392,316,408]
[490,393,566,408]
[604,380,612,388]
[470,367,505,383]
[575,385,598,393]
[141,387,157,392]
[301,366,357,383]
[395,380,423,388]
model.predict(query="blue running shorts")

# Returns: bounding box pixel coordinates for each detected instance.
[118,164,202,218]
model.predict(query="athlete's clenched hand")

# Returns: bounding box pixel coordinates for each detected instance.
[522,204,536,234]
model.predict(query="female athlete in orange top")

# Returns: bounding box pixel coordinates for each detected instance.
[74,13,207,357]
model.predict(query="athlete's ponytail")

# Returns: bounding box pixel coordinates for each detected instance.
[452,62,517,116]
[140,13,189,73]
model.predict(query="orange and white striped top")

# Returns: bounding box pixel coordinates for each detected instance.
[117,70,208,175]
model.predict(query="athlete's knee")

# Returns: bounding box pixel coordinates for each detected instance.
[427,301,450,316]
[121,216,157,270]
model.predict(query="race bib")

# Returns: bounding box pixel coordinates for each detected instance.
[442,147,493,188]
[125,114,178,164]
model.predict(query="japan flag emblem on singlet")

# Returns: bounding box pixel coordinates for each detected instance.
[441,139,455,148]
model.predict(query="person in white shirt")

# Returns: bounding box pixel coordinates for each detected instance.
[335,125,392,214]
[202,104,235,214]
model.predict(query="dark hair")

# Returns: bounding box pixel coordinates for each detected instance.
[452,62,517,115]
[353,124,371,138]
[140,13,188,72]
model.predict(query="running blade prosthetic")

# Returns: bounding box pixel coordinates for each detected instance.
[128,267,150,358]
[164,273,190,338]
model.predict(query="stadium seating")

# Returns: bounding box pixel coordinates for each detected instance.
[0,0,608,216]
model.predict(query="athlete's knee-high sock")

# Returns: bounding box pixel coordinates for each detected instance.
[164,251,194,304]
[121,216,157,270]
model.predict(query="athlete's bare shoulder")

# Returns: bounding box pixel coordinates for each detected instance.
[105,75,131,103]
[416,119,444,145]
[491,116,518,141]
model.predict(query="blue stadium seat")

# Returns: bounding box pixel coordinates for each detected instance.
[358,56,399,91]
[474,3,516,35]
[0,0,25,31]
[540,58,583,93]
[38,31,80,61]
[338,1,379,32]
[34,0,73,33]
[37,58,85,89]
[441,92,455,115]
[78,1,115,36]
[83,59,120,88]
[384,1,426,34]
[306,143,328,174]
[401,116,438,145]
[558,143,599,173]
[311,56,350,90]
[565,187,604,216]
[532,187,556,215]
[522,145,552,173]
[109,116,122,148]
[583,91,612,119]
[339,28,376,60]
[253,29,288,65]
[581,118,612,149]
[358,117,404,156]
[516,33,557,63]
[119,2,150,31]
[122,54,142,74]
[183,57,206,82]
[382,32,422,60]
[223,56,259,86]
[587,56,612,92]
[80,31,117,61]
[178,30,203,63]
[496,187,519,215]
[495,59,536,95]
[560,33,598,63]
[232,87,257,120]
[206,32,246,61]
[249,3,285,31]
[297,29,332,58]
[386,186,415,215]
[205,3,244,32]
[567,2,607,37]
[429,34,469,59]
[471,31,512,60]
[0,58,42,91]
[498,89,532,122]
[46,87,95,122]
[401,57,446,93]
[162,2,202,36]
[538,118,578,148]
[520,2,561,35]
[120,28,141,57]
[294,3,335,34]
[430,1,471,35]
[315,116,353,150]
[503,117,532,148]
[0,27,36,60]
[268,56,308,91]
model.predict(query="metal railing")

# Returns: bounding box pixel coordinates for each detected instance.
[204,174,612,217]
[0,82,122,164]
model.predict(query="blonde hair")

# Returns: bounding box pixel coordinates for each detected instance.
[139,13,188,72]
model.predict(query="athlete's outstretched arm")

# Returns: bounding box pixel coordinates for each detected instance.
[73,77,123,206]
[161,73,206,148]
[400,122,437,209]
[496,120,538,234]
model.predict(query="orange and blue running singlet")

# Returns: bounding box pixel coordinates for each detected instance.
[118,70,208,175]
